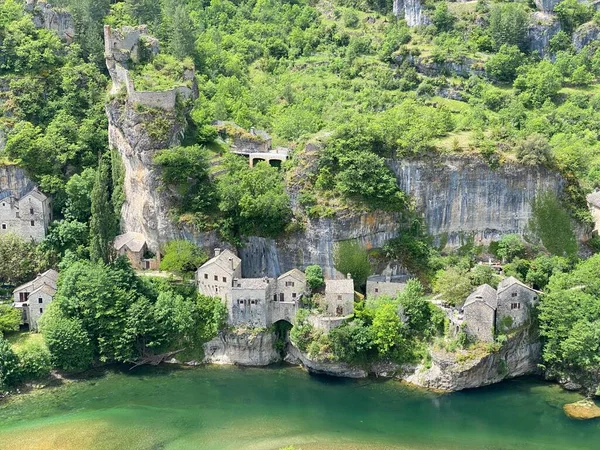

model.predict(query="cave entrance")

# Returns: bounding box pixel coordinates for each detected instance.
[273,319,293,356]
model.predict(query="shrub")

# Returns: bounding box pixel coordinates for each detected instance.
[333,241,371,290]
[0,336,19,389]
[305,265,324,292]
[528,192,578,258]
[485,45,524,82]
[516,133,553,166]
[0,305,21,335]
[15,341,52,381]
[160,240,208,278]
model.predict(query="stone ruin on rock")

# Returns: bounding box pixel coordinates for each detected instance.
[196,248,355,329]
[104,25,196,110]
[25,0,74,42]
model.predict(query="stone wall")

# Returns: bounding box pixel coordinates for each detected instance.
[463,303,495,343]
[202,330,280,366]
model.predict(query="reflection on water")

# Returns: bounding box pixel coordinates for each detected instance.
[0,365,598,450]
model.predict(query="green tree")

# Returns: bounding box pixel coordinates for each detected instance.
[489,3,529,51]
[333,241,371,290]
[40,306,94,372]
[432,2,455,33]
[89,155,117,264]
[305,265,324,292]
[514,61,563,107]
[15,341,52,381]
[516,134,553,166]
[485,44,524,82]
[372,303,404,357]
[159,240,208,277]
[496,234,526,262]
[0,305,21,335]
[529,192,578,258]
[168,5,196,60]
[432,267,472,306]
[328,319,375,363]
[554,0,593,34]
[0,233,44,285]
[397,279,437,337]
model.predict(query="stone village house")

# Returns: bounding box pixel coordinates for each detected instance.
[0,186,51,242]
[114,232,160,270]
[451,276,540,343]
[12,269,58,331]
[196,249,355,330]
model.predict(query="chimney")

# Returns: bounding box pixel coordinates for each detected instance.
[214,248,221,257]
[385,274,391,283]
[347,273,351,280]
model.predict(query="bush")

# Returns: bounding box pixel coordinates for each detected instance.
[516,133,553,166]
[0,305,21,335]
[528,192,578,258]
[305,265,324,292]
[554,0,593,34]
[290,309,314,352]
[514,61,563,107]
[160,240,208,278]
[40,307,94,372]
[496,234,526,262]
[0,336,19,389]
[15,341,52,381]
[485,45,524,82]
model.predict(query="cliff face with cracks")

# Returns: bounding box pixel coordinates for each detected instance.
[390,155,564,248]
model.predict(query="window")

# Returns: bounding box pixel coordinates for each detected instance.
[38,298,43,304]
[1,224,5,230]
[292,293,297,298]
[375,288,379,293]
[1,203,4,207]
[337,295,342,301]
[39,308,43,314]
[19,292,29,302]
[204,274,208,279]
[286,281,294,287]
[29,207,34,214]
[511,303,521,310]
[222,277,227,282]
[280,293,284,302]
[273,294,277,302]
[30,220,35,226]
[239,299,244,305]
[251,300,255,305]
[214,275,218,281]
[511,292,517,298]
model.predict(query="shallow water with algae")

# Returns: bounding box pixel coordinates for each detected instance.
[0,365,598,450]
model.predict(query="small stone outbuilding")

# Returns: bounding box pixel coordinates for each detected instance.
[462,284,497,343]
[114,232,159,270]
[0,187,52,242]
[324,275,355,317]
[196,248,242,302]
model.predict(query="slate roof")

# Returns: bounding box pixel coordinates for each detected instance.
[13,269,58,293]
[497,276,539,294]
[232,277,274,290]
[198,248,241,274]
[463,284,498,310]
[21,188,47,203]
[114,232,147,253]
[325,278,354,295]
[278,268,306,283]
[29,283,57,298]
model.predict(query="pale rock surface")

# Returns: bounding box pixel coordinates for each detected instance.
[202,330,281,366]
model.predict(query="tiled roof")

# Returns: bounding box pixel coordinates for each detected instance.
[497,276,538,294]
[199,248,241,274]
[114,232,147,253]
[278,268,306,282]
[232,278,274,290]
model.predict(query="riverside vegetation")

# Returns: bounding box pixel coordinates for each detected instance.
[0,0,600,398]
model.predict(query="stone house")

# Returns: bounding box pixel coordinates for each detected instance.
[230,277,276,327]
[196,248,242,302]
[496,276,540,332]
[462,284,497,343]
[366,273,412,299]
[459,277,540,342]
[0,187,51,242]
[324,275,355,317]
[114,232,159,270]
[12,269,58,331]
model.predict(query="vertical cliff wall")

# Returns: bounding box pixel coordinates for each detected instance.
[389,155,564,248]
[0,165,34,193]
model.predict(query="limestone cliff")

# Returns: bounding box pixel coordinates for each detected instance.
[573,22,600,52]
[390,155,563,248]
[528,12,561,57]
[405,329,541,391]
[25,0,74,42]
[0,165,34,193]
[393,0,430,27]
[202,330,281,366]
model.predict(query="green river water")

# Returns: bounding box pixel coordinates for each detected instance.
[0,365,598,450]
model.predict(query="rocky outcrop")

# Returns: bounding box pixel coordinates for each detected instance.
[401,54,485,78]
[25,0,74,42]
[390,155,564,248]
[534,0,561,13]
[405,329,541,391]
[573,22,600,52]
[286,344,368,378]
[393,0,430,27]
[0,165,34,193]
[202,330,281,366]
[529,12,561,56]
